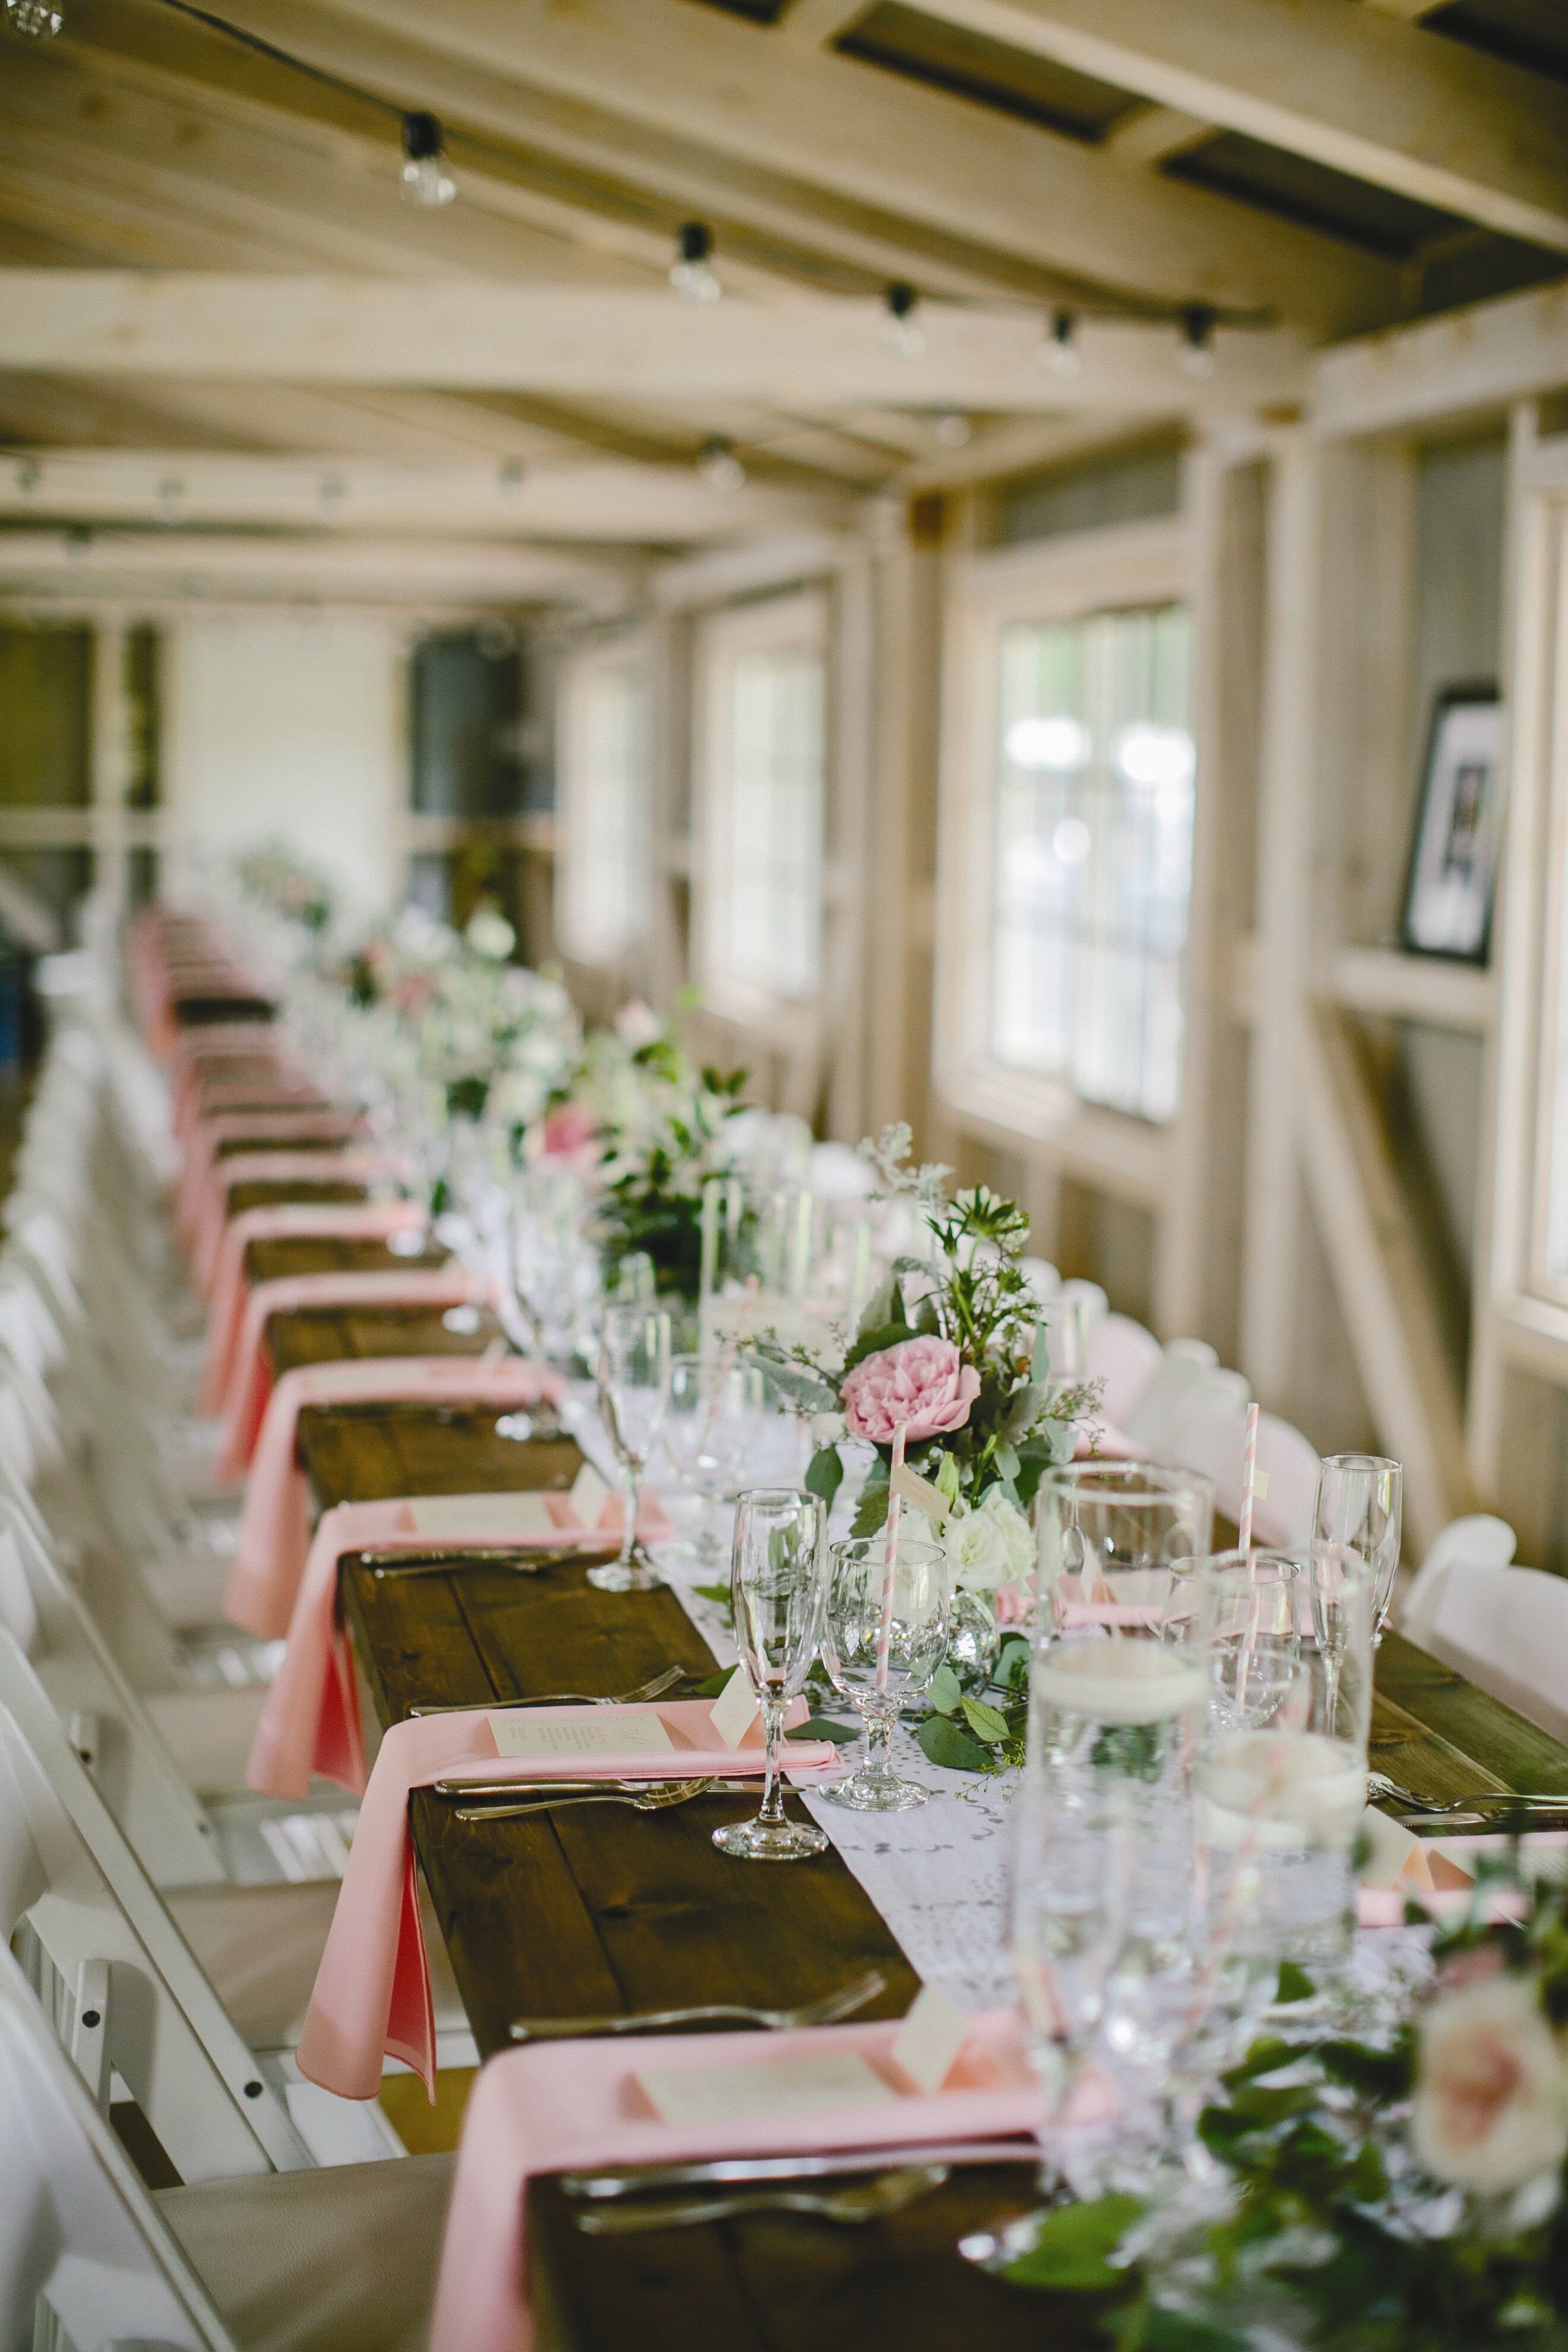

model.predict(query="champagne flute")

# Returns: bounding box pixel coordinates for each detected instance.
[1308,1541,1373,1738]
[661,1352,764,1568]
[1314,1454,1401,1644]
[713,1488,829,1862]
[590,1304,671,1595]
[819,1532,949,1811]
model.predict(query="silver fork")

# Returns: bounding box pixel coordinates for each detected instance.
[410,1666,685,1718]
[511,1966,886,2043]
[571,2163,945,2235]
[452,1777,719,1822]
[1369,1770,1568,1814]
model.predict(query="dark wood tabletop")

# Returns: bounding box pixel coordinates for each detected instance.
[228,1178,369,1216]
[245,1235,449,1285]
[249,1223,1568,2352]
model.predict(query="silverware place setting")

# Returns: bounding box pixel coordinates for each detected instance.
[568,2163,948,2236]
[510,1967,886,2043]
[410,1665,686,1718]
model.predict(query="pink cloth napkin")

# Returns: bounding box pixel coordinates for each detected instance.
[225,1355,581,1637]
[175,1076,324,1149]
[192,1148,401,1290]
[202,1200,429,1412]
[247,1476,679,1801]
[1357,1827,1568,1926]
[216,1268,490,1478]
[428,2010,1039,2352]
[176,1108,364,1245]
[295,1702,841,2103]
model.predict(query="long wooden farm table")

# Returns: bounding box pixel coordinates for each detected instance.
[254,1238,1568,2352]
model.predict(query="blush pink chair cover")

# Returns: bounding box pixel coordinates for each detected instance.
[223,1355,580,1639]
[294,1703,839,2102]
[428,2013,1040,2352]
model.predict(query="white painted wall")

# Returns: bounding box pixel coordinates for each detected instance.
[161,614,404,919]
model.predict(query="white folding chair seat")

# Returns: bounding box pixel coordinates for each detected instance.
[1123,1351,1247,1464]
[0,1948,454,2352]
[1421,1561,1568,1747]
[1083,1312,1164,1429]
[1401,1513,1518,1646]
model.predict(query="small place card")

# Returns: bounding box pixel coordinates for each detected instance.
[1245,1466,1271,1500]
[889,1983,970,2095]
[709,1664,761,1749]
[891,1460,950,1525]
[489,1708,675,1760]
[570,1461,612,1526]
[409,1492,556,1540]
[634,2051,897,2127]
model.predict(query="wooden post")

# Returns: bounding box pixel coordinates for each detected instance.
[90,617,131,927]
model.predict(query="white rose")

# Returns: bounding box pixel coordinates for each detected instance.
[1411,1972,1568,2197]
[466,908,516,962]
[944,1487,1033,1594]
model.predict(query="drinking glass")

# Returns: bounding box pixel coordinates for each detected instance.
[819,1531,950,1812]
[699,1177,815,1349]
[661,1352,765,1567]
[1314,1453,1402,1643]
[1195,1549,1373,1973]
[590,1304,671,1594]
[713,1488,829,1862]
[510,1165,591,1370]
[1308,1541,1374,1739]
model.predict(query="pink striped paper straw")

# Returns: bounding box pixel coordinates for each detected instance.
[1237,1400,1260,1557]
[875,1422,908,1690]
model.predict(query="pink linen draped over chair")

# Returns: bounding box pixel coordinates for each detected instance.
[201,1199,430,1412]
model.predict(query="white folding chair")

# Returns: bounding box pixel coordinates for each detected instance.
[1083,1312,1163,1430]
[1401,1513,1518,1647]
[1123,1351,1248,1465]
[1422,1562,1568,1747]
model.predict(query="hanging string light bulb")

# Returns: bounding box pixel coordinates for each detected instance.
[1042,308,1082,379]
[4,1,64,34]
[1180,304,1216,378]
[881,282,925,357]
[697,438,746,491]
[401,112,456,208]
[671,222,721,304]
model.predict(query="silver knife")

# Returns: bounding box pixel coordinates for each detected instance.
[432,1774,764,1798]
[557,2142,1040,2199]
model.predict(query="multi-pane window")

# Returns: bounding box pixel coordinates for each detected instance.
[991,603,1194,1123]
[557,646,649,966]
[701,594,826,1007]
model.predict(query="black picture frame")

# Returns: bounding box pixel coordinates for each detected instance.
[1399,682,1503,966]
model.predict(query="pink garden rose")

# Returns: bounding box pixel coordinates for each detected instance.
[539,1101,599,1168]
[841,1335,980,1446]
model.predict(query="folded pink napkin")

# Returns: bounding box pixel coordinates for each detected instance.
[225,1356,578,1637]
[295,1702,841,2103]
[216,1267,488,1478]
[193,1148,402,1289]
[428,2009,1039,2352]
[202,1200,429,1412]
[1357,1824,1568,1926]
[247,1479,678,1801]
[175,1076,324,1149]
[177,1109,365,1245]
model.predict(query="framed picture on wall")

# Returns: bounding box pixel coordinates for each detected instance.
[1401,682,1503,963]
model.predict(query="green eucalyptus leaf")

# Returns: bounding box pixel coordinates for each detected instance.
[804,1445,844,1507]
[927,1664,963,1716]
[961,1695,1010,1743]
[850,1480,890,1538]
[1275,1960,1316,2005]
[856,1273,898,1338]
[761,1361,839,1414]
[992,1440,1020,1480]
[916,1714,991,1772]
[1001,2193,1146,2291]
[789,1716,859,1744]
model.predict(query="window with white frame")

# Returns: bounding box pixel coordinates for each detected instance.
[698,590,827,1010]
[556,641,649,967]
[938,520,1196,1144]
[994,603,1194,1121]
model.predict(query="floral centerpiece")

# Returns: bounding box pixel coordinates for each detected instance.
[758,1126,1099,1743]
[1019,1859,1568,2351]
[587,1017,748,1303]
[412,905,579,1132]
[234,842,336,935]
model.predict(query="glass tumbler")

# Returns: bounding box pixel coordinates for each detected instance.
[819,1531,950,1812]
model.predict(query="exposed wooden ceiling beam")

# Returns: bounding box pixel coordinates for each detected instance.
[1104,105,1213,169]
[0,448,853,539]
[779,0,871,43]
[913,0,1568,252]
[0,527,636,606]
[0,270,1310,410]
[282,0,1402,331]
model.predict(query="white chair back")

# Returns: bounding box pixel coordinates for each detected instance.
[1123,1352,1248,1464]
[1083,1312,1163,1429]
[1425,1563,1568,1747]
[1171,1398,1319,1548]
[0,1630,306,2179]
[1401,1513,1518,1646]
[0,1946,238,2352]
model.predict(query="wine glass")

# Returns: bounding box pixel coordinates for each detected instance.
[1308,1541,1374,1738]
[1314,1455,1401,1643]
[819,1532,949,1812]
[661,1352,764,1568]
[590,1304,671,1595]
[712,1487,829,1862]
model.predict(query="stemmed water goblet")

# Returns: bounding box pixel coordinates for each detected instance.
[712,1487,829,1863]
[1308,1541,1374,1738]
[1314,1453,1401,1644]
[590,1303,671,1594]
[818,1532,949,1812]
[660,1352,764,1569]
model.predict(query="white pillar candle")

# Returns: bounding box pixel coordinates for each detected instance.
[1033,1639,1206,1726]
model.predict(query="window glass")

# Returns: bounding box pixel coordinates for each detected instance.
[992,602,1194,1122]
[558,653,648,966]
